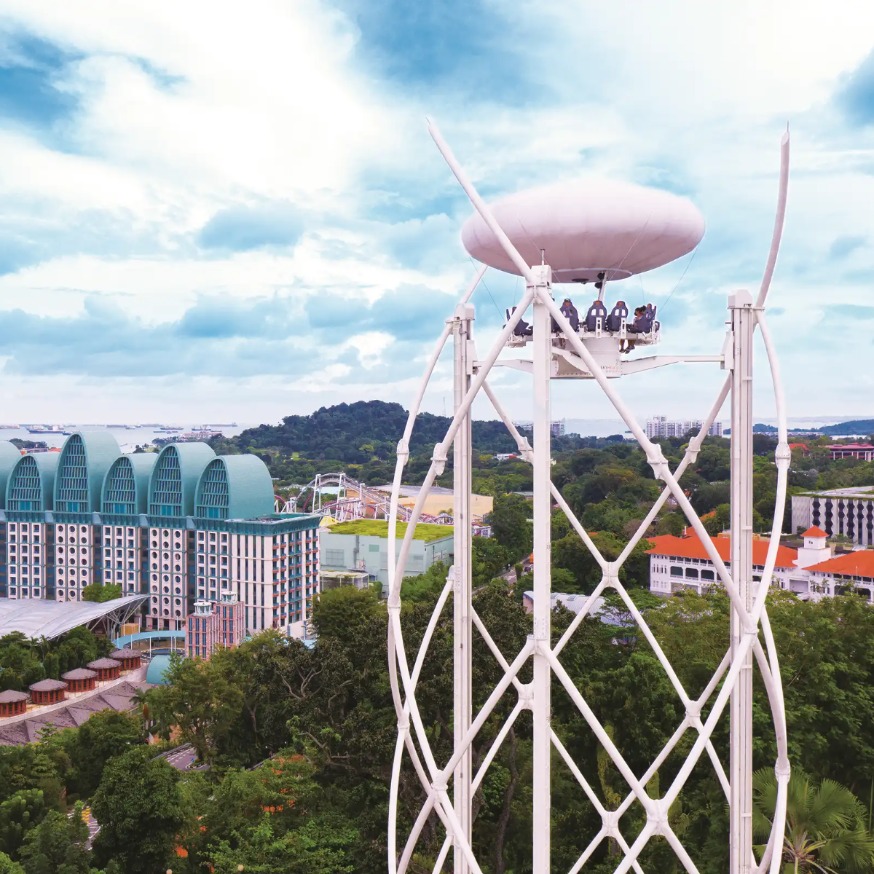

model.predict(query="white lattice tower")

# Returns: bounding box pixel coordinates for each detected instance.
[387,123,791,874]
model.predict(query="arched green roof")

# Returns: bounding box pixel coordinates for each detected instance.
[148,443,216,518]
[0,442,22,509]
[7,452,59,512]
[195,455,274,520]
[102,453,158,515]
[54,432,121,513]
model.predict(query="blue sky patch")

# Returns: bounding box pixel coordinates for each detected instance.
[837,49,874,126]
[340,0,536,102]
[0,35,79,132]
[197,203,305,252]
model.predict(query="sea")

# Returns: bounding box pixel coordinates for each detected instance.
[0,424,249,453]
[562,417,871,439]
[0,416,866,454]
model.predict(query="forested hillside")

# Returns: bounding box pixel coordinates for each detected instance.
[209,399,593,486]
[217,400,524,459]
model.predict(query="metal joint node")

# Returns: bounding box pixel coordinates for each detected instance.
[685,436,704,462]
[432,777,448,793]
[774,442,791,464]
[685,702,700,721]
[647,799,670,835]
[397,718,409,732]
[602,811,620,835]
[645,445,669,479]
[432,443,447,475]
[774,757,791,780]
[396,439,409,462]
[604,563,621,586]
[387,599,401,612]
[516,437,533,462]
[517,682,534,709]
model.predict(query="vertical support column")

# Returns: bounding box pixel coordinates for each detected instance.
[729,289,755,874]
[453,302,474,874]
[531,265,553,873]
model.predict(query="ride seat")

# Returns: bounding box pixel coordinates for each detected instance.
[605,303,628,332]
[584,304,607,332]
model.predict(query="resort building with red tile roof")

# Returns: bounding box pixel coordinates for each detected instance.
[647,526,874,603]
[646,532,801,596]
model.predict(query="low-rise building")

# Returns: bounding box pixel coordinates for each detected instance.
[0,690,28,717]
[827,443,874,461]
[647,532,800,596]
[647,525,874,604]
[319,520,453,590]
[320,569,373,592]
[62,668,98,693]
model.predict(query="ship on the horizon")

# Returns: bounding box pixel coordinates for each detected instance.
[26,425,71,435]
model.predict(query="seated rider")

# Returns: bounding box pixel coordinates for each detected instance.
[560,297,580,331]
[508,306,533,337]
[623,305,651,353]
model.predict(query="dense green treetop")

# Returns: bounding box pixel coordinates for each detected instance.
[0,628,112,692]
[81,583,122,603]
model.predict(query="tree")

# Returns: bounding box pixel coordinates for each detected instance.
[312,586,382,642]
[91,748,185,874]
[400,562,449,604]
[487,494,532,562]
[753,768,874,873]
[17,806,91,874]
[144,654,243,763]
[81,584,122,603]
[0,790,46,859]
[472,536,509,587]
[61,710,144,797]
[207,815,357,874]
[0,852,24,874]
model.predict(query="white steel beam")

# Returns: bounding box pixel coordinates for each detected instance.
[729,289,755,874]
[453,303,474,874]
[531,265,553,872]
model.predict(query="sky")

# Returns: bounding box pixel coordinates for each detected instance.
[0,0,873,429]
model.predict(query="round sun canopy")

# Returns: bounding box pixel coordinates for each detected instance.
[461,178,705,282]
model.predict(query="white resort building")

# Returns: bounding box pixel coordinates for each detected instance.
[648,526,874,603]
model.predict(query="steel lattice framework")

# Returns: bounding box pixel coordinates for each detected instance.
[387,123,792,874]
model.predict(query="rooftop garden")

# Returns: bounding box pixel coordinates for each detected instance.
[327,519,453,542]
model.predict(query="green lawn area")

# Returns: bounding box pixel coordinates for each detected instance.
[328,519,453,542]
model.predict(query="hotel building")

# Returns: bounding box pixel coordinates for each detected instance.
[791,486,874,547]
[0,432,320,636]
[645,417,723,439]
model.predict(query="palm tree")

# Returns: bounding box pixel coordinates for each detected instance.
[753,768,874,873]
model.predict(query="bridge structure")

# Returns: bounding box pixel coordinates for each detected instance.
[386,121,792,874]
